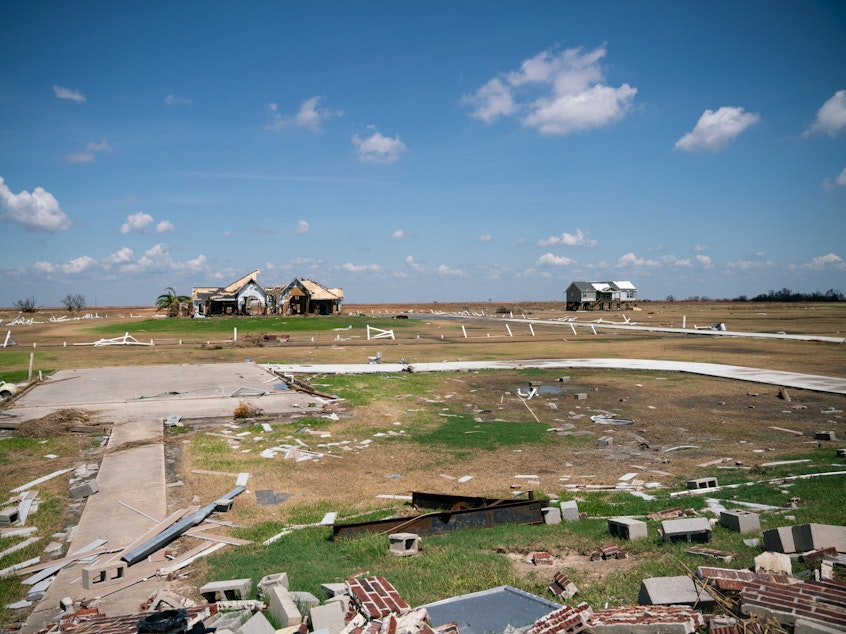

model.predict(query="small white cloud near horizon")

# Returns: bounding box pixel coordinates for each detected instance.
[391,229,406,239]
[120,212,154,234]
[103,247,134,265]
[463,45,637,136]
[537,228,597,247]
[67,139,111,164]
[405,255,424,271]
[617,252,660,268]
[822,166,846,189]
[477,233,492,242]
[537,253,576,266]
[437,264,466,276]
[295,219,310,235]
[696,254,713,268]
[156,220,174,233]
[727,256,776,271]
[675,106,760,152]
[266,97,343,132]
[803,90,846,138]
[0,176,71,232]
[340,262,382,273]
[164,94,192,106]
[791,252,845,271]
[352,127,407,164]
[34,255,96,275]
[53,84,86,103]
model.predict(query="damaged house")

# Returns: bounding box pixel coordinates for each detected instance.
[191,271,343,317]
[565,281,637,311]
[266,278,344,316]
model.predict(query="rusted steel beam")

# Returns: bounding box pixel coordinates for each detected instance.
[332,498,544,539]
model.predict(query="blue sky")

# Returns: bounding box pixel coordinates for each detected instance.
[1,1,845,307]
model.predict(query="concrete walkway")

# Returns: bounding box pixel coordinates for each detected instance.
[263,358,846,394]
[14,362,322,632]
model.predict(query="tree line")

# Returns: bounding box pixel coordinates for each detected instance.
[666,288,844,302]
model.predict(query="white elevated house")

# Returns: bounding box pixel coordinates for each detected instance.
[565,281,637,311]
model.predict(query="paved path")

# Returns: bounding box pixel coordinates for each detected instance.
[15,362,322,632]
[264,358,846,394]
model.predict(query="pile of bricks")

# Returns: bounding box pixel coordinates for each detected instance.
[587,605,705,634]
[529,602,593,634]
[741,578,846,630]
[695,566,790,593]
[590,544,628,560]
[548,572,579,599]
[531,551,554,566]
[347,576,411,619]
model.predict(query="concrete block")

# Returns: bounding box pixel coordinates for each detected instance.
[815,431,837,441]
[720,509,760,533]
[0,507,19,526]
[199,578,252,602]
[541,507,561,525]
[289,590,320,610]
[325,594,351,613]
[597,435,613,447]
[208,610,250,632]
[257,571,289,598]
[574,393,587,400]
[69,480,99,500]
[388,532,420,556]
[267,586,302,626]
[638,576,715,608]
[661,517,712,543]
[763,526,797,553]
[309,601,346,634]
[320,582,347,598]
[686,477,718,490]
[608,517,648,541]
[755,551,792,575]
[836,448,846,458]
[560,500,580,522]
[81,560,127,590]
[792,523,846,553]
[237,611,275,634]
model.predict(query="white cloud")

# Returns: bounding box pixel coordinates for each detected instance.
[120,212,154,234]
[405,255,424,271]
[164,94,192,106]
[34,255,96,275]
[295,219,310,235]
[461,78,517,123]
[266,97,342,132]
[537,228,597,247]
[0,176,71,232]
[675,106,760,152]
[463,45,637,135]
[391,229,406,239]
[53,84,86,103]
[120,243,207,274]
[103,247,134,265]
[477,234,492,242]
[794,252,845,271]
[340,262,382,273]
[696,254,713,269]
[727,257,775,270]
[617,252,659,268]
[803,90,846,138]
[694,244,707,252]
[822,166,846,189]
[537,253,576,266]
[353,129,407,164]
[437,264,466,276]
[67,139,111,164]
[156,220,174,233]
[661,255,692,267]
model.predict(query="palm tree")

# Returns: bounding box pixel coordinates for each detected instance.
[156,287,191,317]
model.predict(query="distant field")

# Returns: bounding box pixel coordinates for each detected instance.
[1,301,844,380]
